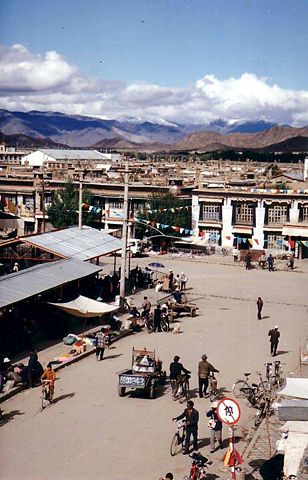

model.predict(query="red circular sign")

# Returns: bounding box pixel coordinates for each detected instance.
[216,397,241,425]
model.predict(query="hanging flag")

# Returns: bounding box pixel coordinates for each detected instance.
[254,238,259,245]
[225,235,231,240]
[248,238,253,246]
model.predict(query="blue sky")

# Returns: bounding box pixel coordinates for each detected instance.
[1,0,308,125]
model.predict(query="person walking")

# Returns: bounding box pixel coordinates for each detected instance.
[172,400,199,454]
[268,326,280,356]
[153,304,162,332]
[168,270,174,291]
[206,401,223,453]
[198,355,219,398]
[95,328,107,361]
[245,252,252,270]
[267,254,274,272]
[141,296,151,317]
[257,297,263,320]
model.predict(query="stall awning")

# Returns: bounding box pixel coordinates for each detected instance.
[232,227,253,234]
[277,378,308,400]
[199,197,223,203]
[282,225,308,237]
[48,295,119,318]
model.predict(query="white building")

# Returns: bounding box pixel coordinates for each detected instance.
[20,149,112,167]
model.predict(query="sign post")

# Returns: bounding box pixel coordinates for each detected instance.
[217,397,242,480]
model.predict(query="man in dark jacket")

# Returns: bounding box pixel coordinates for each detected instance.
[198,354,219,398]
[268,326,280,356]
[173,400,199,454]
[169,356,190,397]
[153,304,162,332]
[28,349,43,387]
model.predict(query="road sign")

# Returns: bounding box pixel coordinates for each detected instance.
[217,397,241,425]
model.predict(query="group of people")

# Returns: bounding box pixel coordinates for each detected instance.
[0,349,56,399]
[168,270,188,292]
[170,355,221,454]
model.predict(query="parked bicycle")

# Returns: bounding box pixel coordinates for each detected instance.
[232,372,266,407]
[170,419,186,456]
[265,361,285,390]
[255,390,275,427]
[144,313,154,333]
[41,380,54,410]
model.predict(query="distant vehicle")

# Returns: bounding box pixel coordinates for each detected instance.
[117,239,143,257]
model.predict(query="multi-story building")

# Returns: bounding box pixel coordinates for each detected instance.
[192,184,308,258]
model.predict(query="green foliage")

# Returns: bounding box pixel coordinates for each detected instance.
[47,180,95,229]
[137,192,191,238]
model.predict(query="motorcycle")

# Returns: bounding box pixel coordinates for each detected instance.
[185,452,209,480]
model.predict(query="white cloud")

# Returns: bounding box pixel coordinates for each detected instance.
[0,44,308,126]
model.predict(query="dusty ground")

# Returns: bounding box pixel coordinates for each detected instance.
[1,255,307,480]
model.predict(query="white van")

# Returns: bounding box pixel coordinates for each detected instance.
[118,239,143,257]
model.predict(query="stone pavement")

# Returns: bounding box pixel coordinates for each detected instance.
[243,413,283,479]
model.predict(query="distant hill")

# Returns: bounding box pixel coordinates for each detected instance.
[172,126,308,152]
[0,109,307,152]
[0,130,68,149]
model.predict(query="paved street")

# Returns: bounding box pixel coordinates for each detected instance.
[1,255,307,480]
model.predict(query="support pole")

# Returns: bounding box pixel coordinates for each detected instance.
[78,177,83,229]
[119,157,129,308]
[229,426,237,480]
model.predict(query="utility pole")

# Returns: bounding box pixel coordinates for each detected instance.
[78,175,83,229]
[42,179,46,233]
[119,156,129,309]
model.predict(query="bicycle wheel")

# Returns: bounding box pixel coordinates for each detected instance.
[41,388,47,410]
[254,405,265,427]
[232,380,250,399]
[210,387,216,402]
[170,433,182,456]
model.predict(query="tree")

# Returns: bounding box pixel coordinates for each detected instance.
[137,192,191,238]
[47,180,95,229]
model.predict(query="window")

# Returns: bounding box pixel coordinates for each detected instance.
[201,204,221,221]
[109,200,123,209]
[205,228,221,244]
[301,206,308,222]
[268,205,288,224]
[235,204,254,224]
[266,234,284,250]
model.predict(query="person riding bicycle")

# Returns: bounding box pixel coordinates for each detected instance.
[41,363,56,399]
[141,296,152,317]
[170,356,190,396]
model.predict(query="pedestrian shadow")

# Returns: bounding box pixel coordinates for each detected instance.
[276,350,289,356]
[260,315,270,319]
[187,387,199,399]
[197,436,211,448]
[216,386,230,397]
[1,409,24,425]
[206,474,219,480]
[53,392,75,404]
[103,354,123,360]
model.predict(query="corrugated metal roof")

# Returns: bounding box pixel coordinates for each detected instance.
[23,226,122,260]
[0,258,101,309]
[38,149,105,161]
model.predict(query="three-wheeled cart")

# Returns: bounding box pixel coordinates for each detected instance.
[117,347,166,399]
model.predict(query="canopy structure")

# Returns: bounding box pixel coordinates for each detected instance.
[48,295,119,318]
[277,378,308,399]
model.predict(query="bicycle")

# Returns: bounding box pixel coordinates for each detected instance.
[170,419,186,456]
[265,361,285,390]
[209,373,218,402]
[41,380,54,410]
[144,313,154,333]
[254,390,275,427]
[174,374,190,403]
[232,372,265,406]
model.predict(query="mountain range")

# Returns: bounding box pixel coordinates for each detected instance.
[0,109,307,153]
